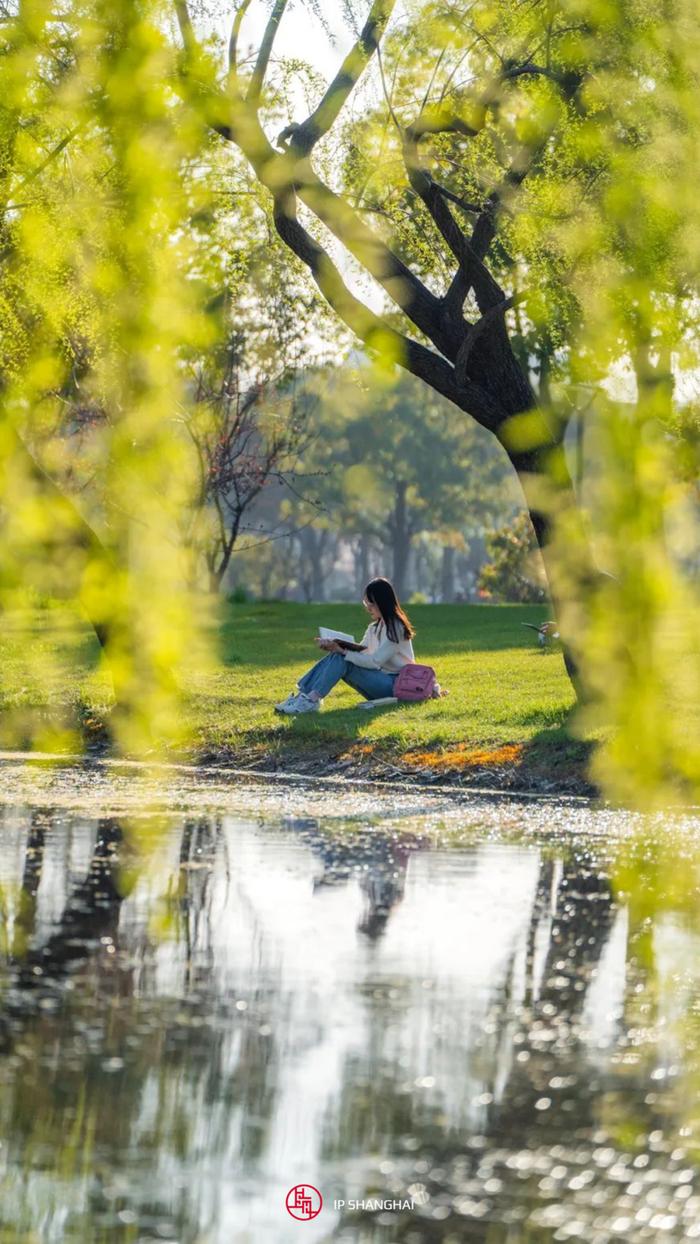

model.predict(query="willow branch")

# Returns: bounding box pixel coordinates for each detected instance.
[470,65,583,258]
[13,123,83,192]
[278,0,397,155]
[228,0,254,74]
[272,191,500,429]
[173,0,196,56]
[247,0,289,104]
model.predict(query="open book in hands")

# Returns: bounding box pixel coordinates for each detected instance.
[318,626,367,653]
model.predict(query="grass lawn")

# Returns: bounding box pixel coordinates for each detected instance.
[193,602,587,783]
[0,601,591,787]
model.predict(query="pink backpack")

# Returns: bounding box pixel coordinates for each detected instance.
[394,662,437,702]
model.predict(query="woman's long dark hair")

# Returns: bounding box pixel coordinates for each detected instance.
[364,577,415,643]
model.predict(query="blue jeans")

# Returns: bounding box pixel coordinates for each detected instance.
[297,652,397,701]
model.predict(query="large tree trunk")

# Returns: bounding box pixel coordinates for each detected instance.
[504,436,596,691]
[451,324,596,692]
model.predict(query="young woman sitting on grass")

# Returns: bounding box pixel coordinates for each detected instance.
[275,577,416,715]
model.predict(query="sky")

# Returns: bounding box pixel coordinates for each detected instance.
[213,1,354,76]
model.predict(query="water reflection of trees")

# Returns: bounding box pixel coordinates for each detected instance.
[283,815,420,938]
[0,810,281,1242]
[1,806,698,1243]
[325,847,681,1241]
[0,810,428,1239]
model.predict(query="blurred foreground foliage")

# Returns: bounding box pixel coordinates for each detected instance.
[0,0,326,754]
[0,0,219,753]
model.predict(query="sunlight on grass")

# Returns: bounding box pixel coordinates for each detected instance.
[0,602,588,781]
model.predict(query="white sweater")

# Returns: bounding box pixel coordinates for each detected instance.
[344,620,415,673]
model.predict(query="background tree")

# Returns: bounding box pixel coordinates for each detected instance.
[185,336,314,593]
[262,362,516,600]
[479,512,547,604]
[337,369,515,598]
[177,136,336,593]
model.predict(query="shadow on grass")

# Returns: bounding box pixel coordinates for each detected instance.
[283,699,404,742]
[235,702,595,795]
[516,710,595,788]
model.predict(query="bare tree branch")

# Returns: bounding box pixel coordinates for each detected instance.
[234,516,319,554]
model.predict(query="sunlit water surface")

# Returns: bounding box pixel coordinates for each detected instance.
[0,761,699,1242]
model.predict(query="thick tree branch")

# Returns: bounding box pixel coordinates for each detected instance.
[403,133,505,315]
[247,0,289,104]
[169,5,505,418]
[405,108,481,142]
[272,190,500,429]
[294,168,456,356]
[171,7,484,355]
[454,296,514,385]
[173,0,197,57]
[278,0,396,155]
[186,63,458,358]
[429,179,482,217]
[228,0,254,74]
[502,60,575,88]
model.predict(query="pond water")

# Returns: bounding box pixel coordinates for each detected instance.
[0,761,700,1242]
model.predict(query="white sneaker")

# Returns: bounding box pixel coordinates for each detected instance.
[288,692,321,714]
[275,692,302,714]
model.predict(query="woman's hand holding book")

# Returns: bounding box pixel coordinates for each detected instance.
[315,637,344,653]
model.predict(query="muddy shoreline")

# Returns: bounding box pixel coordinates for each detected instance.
[195,742,598,799]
